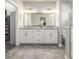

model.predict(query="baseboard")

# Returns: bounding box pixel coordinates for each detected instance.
[64,54,68,59]
[16,43,20,46]
[58,44,62,47]
[64,54,71,59]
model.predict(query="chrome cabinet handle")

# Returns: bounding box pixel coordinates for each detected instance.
[50,33,52,36]
[25,33,28,36]
[37,34,40,35]
[37,39,40,41]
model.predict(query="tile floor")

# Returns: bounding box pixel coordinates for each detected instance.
[6,45,65,59]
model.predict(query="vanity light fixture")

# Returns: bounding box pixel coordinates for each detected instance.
[25,8,37,13]
[43,9,56,13]
[42,8,56,13]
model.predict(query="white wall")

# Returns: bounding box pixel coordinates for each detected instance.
[60,1,72,58]
[61,1,71,27]
[23,1,56,10]
[12,0,24,27]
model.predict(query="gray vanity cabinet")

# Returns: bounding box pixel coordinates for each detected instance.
[19,29,58,44]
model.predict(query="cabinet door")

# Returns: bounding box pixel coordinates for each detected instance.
[20,30,33,43]
[45,30,58,44]
[50,30,58,43]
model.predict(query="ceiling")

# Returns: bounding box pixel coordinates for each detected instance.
[23,1,56,10]
[22,0,72,10]
[5,2,16,15]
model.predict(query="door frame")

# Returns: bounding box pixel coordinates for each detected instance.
[6,0,18,45]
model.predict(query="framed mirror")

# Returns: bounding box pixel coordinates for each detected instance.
[23,13,56,27]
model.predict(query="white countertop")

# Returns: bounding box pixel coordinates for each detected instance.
[19,26,58,30]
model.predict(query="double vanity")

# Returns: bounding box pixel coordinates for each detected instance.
[19,26,58,44]
[19,13,59,45]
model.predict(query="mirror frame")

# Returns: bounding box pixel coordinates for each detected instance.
[23,13,56,27]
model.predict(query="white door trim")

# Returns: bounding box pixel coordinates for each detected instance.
[6,0,19,46]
